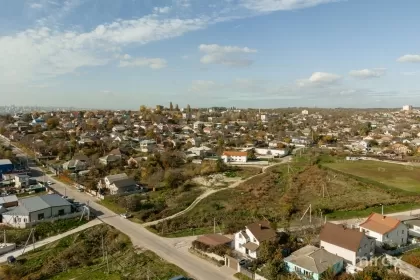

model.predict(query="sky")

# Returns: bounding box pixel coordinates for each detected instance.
[1,0,420,109]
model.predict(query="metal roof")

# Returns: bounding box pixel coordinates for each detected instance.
[0,159,12,165]
[6,194,71,215]
[0,195,18,204]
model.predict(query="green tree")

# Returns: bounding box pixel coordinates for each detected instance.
[247,149,257,160]
[175,104,179,111]
[187,104,191,113]
[169,102,174,111]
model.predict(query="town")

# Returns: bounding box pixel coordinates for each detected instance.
[0,104,419,279]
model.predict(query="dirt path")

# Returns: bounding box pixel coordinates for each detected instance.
[142,157,292,227]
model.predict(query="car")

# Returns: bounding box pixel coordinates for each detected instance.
[47,181,53,185]
[77,188,84,192]
[62,195,69,200]
[120,213,132,219]
[239,259,247,266]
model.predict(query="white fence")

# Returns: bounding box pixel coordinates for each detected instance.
[23,212,82,228]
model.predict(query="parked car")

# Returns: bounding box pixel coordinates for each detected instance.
[47,181,53,185]
[120,213,132,219]
[239,259,247,266]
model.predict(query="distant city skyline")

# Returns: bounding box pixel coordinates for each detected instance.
[1,0,420,109]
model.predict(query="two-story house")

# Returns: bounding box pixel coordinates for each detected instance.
[100,173,138,195]
[221,151,248,163]
[233,221,276,259]
[320,222,375,265]
[359,213,408,246]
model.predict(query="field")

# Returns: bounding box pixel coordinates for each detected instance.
[150,153,420,237]
[323,160,420,193]
[0,224,186,280]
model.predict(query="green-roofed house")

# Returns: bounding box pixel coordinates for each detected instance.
[284,245,344,280]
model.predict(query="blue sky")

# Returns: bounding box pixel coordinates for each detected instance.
[1,0,420,109]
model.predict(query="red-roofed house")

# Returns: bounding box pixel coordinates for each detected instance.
[221,151,248,163]
[359,213,408,246]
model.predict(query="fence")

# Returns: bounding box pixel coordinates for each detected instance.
[385,243,420,256]
[23,212,82,228]
[238,267,268,280]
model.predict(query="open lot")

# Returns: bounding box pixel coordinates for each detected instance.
[323,160,420,193]
[0,224,186,280]
[150,155,420,237]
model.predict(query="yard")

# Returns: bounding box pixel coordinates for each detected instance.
[0,224,186,280]
[150,153,420,237]
[323,160,420,193]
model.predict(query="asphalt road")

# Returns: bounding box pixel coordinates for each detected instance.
[43,175,236,280]
[0,137,236,280]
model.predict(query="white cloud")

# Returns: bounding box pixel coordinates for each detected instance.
[349,68,386,79]
[30,3,43,9]
[0,15,210,84]
[153,6,172,14]
[189,80,221,92]
[240,0,338,12]
[118,57,167,69]
[297,72,341,87]
[397,54,420,63]
[198,44,257,67]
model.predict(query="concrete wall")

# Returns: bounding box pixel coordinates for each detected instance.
[0,244,16,255]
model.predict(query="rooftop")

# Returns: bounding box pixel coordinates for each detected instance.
[359,213,402,235]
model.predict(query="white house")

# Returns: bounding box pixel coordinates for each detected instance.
[193,121,205,130]
[320,222,375,265]
[233,221,276,259]
[302,109,309,115]
[359,213,408,246]
[221,151,248,163]
[100,173,138,195]
[2,194,74,228]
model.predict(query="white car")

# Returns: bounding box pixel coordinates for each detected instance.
[120,213,132,219]
[47,181,53,185]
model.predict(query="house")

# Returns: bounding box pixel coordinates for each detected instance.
[99,154,121,166]
[0,195,18,208]
[14,174,33,188]
[195,234,233,248]
[233,220,276,259]
[193,121,204,130]
[284,245,343,280]
[62,159,88,172]
[139,140,156,153]
[359,213,408,246]
[320,222,375,265]
[1,194,74,228]
[101,173,138,195]
[221,151,248,163]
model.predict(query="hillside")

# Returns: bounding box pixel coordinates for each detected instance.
[150,154,420,236]
[0,224,186,280]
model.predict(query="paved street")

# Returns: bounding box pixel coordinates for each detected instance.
[0,136,236,280]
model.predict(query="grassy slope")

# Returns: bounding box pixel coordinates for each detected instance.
[0,224,186,280]
[324,160,420,192]
[150,154,420,236]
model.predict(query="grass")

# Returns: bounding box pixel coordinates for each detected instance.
[401,247,420,268]
[324,160,420,193]
[326,203,420,220]
[234,272,253,280]
[151,152,420,237]
[0,218,87,247]
[100,187,205,223]
[0,224,187,280]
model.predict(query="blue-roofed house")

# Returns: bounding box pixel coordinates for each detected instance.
[1,194,77,228]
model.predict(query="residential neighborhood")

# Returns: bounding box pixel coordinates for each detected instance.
[1,105,420,280]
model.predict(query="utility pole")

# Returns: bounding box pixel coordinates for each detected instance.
[381,204,384,215]
[213,217,216,234]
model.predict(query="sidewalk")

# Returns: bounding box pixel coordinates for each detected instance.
[0,219,102,263]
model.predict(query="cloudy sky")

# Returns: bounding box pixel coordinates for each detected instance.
[1,0,420,109]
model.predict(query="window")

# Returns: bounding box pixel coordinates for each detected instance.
[364,244,367,248]
[253,238,257,243]
[386,234,389,238]
[402,230,405,234]
[38,213,44,220]
[58,209,65,216]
